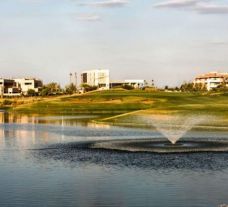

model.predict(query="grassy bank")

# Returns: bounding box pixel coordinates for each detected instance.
[4,89,228,117]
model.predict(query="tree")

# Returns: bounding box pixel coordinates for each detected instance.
[40,88,50,96]
[180,82,194,92]
[122,84,134,90]
[213,82,228,92]
[65,83,77,94]
[27,89,36,96]
[45,82,62,94]
[39,82,62,96]
[80,84,97,92]
[180,82,207,92]
[194,83,207,92]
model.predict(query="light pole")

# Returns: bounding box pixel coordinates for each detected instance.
[69,73,73,85]
[74,72,77,87]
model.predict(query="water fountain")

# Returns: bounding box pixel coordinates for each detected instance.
[90,113,228,153]
[140,114,208,144]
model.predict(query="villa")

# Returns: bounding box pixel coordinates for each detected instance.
[80,69,149,91]
[0,78,21,97]
[194,72,228,91]
[13,78,43,95]
[81,69,110,90]
[0,78,43,97]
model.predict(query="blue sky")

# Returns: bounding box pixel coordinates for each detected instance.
[0,0,228,87]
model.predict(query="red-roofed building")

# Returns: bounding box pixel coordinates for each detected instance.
[194,72,228,91]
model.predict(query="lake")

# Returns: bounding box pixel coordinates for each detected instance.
[0,112,228,207]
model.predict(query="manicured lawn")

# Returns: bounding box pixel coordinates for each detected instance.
[8,90,228,118]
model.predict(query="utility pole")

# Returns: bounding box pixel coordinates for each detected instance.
[69,73,73,85]
[74,72,77,87]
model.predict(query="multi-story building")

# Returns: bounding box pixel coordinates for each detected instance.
[0,78,21,97]
[194,72,228,91]
[81,70,110,90]
[14,78,43,95]
[0,78,43,97]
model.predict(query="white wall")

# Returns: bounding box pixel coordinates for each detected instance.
[82,70,110,89]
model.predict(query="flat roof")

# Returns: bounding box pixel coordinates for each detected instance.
[195,72,228,79]
[125,80,146,82]
[110,80,125,84]
[81,69,109,73]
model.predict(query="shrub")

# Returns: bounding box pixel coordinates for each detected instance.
[40,88,50,96]
[27,89,36,96]
[80,84,97,92]
[65,83,77,94]
[122,84,134,90]
[3,99,13,105]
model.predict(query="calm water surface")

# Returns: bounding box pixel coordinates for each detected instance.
[0,112,228,207]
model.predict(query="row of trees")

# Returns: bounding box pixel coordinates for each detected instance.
[179,83,207,92]
[164,82,228,92]
[27,82,101,97]
[27,81,228,96]
[163,83,208,92]
[27,83,78,97]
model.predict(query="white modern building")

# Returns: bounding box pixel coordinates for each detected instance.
[124,80,148,89]
[194,72,228,91]
[110,79,148,89]
[0,78,21,97]
[81,70,110,90]
[0,77,43,97]
[14,78,43,95]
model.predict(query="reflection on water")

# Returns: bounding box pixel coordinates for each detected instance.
[0,112,102,127]
[0,111,228,207]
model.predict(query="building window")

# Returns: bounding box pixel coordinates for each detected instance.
[82,73,87,83]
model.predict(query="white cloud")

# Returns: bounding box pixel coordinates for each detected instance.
[196,2,228,14]
[81,0,129,8]
[154,0,228,14]
[154,0,199,8]
[75,14,101,21]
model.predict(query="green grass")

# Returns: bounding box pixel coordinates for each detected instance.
[8,89,228,117]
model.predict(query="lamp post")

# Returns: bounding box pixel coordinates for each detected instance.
[69,73,73,84]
